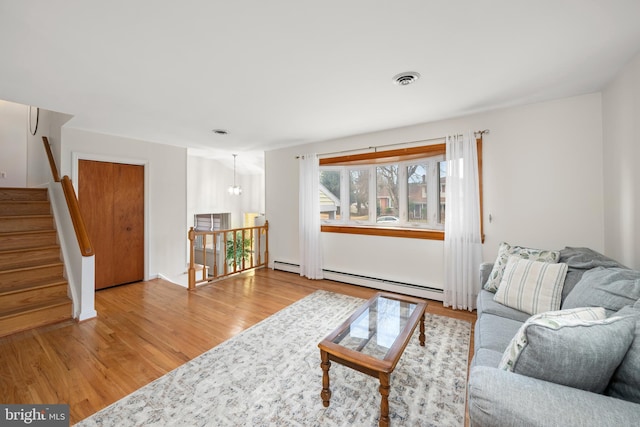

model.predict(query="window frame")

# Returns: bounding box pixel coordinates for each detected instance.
[319,140,484,241]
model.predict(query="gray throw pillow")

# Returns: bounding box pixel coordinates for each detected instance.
[499,311,635,393]
[605,305,640,403]
[484,242,560,293]
[563,267,640,312]
[558,247,625,301]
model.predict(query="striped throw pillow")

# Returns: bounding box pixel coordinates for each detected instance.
[484,242,560,293]
[493,256,568,315]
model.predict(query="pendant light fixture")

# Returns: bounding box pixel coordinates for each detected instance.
[228,154,242,195]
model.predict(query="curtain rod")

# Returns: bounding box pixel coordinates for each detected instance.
[296,129,489,159]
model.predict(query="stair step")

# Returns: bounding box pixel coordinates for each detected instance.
[0,263,64,287]
[0,246,61,270]
[0,279,68,312]
[0,215,54,233]
[0,230,58,251]
[0,188,73,338]
[0,297,72,337]
[0,201,51,216]
[0,188,48,202]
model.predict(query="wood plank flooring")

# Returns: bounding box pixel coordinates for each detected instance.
[0,268,476,425]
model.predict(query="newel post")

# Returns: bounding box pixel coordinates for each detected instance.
[264,220,269,267]
[188,227,196,290]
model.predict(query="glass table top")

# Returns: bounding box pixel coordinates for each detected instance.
[331,295,418,360]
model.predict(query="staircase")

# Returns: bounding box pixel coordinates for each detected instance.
[0,187,72,337]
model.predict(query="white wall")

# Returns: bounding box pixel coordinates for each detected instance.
[0,100,28,187]
[266,93,605,293]
[26,108,52,187]
[602,51,640,269]
[60,128,188,284]
[187,155,264,230]
[0,100,72,187]
[46,110,74,177]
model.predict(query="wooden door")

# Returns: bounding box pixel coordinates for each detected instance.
[78,160,144,290]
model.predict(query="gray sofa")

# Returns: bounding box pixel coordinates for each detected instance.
[468,247,640,426]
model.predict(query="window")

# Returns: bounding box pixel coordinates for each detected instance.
[318,140,483,240]
[350,168,370,222]
[319,169,342,220]
[320,155,444,230]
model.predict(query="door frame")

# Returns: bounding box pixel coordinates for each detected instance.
[72,152,150,281]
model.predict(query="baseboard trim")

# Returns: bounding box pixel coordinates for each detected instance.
[273,261,443,301]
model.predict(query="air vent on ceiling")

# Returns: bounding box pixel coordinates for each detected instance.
[393,71,421,86]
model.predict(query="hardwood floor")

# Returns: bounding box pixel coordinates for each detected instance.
[0,268,476,425]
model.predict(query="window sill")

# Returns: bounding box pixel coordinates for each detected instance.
[321,225,444,240]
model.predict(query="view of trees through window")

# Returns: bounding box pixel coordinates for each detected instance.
[376,165,398,218]
[407,164,427,224]
[350,169,369,221]
[318,139,483,238]
[320,153,445,229]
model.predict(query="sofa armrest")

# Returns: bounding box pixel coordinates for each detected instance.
[479,262,493,288]
[468,366,640,427]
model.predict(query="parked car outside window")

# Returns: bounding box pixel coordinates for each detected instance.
[376,215,400,223]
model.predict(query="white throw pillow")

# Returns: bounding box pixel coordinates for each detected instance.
[484,242,560,293]
[493,256,568,315]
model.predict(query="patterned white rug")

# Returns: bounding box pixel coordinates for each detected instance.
[76,290,471,426]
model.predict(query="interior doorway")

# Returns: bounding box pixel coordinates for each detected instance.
[78,160,144,290]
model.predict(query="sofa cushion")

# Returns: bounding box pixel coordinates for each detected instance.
[484,242,560,293]
[606,304,640,403]
[498,307,635,393]
[558,247,626,301]
[562,267,640,313]
[471,348,504,368]
[477,290,531,322]
[480,262,494,288]
[474,313,523,354]
[468,366,640,427]
[493,257,568,315]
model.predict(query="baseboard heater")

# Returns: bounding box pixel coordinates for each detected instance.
[272,260,443,301]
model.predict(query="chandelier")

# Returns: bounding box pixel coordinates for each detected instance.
[228,154,242,195]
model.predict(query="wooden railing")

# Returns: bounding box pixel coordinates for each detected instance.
[187,221,269,290]
[42,136,61,182]
[42,136,94,256]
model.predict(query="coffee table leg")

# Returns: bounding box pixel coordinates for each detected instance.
[379,372,390,427]
[320,350,332,407]
[419,312,426,346]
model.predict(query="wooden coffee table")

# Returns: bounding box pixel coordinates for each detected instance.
[318,292,427,427]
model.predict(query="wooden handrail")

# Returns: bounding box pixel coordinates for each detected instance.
[42,137,60,182]
[61,176,94,257]
[188,221,269,290]
[41,135,94,257]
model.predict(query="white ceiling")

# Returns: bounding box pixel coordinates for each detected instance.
[2,1,640,163]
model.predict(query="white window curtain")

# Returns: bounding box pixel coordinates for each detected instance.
[444,132,482,311]
[299,153,324,279]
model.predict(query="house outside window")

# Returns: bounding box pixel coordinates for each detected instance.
[317,139,482,241]
[320,154,445,230]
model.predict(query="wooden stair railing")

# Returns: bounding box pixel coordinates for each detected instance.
[42,137,93,257]
[42,136,61,183]
[188,221,269,290]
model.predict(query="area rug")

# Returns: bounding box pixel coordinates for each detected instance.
[76,290,471,426]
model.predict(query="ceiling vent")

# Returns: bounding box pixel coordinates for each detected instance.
[393,71,421,86]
